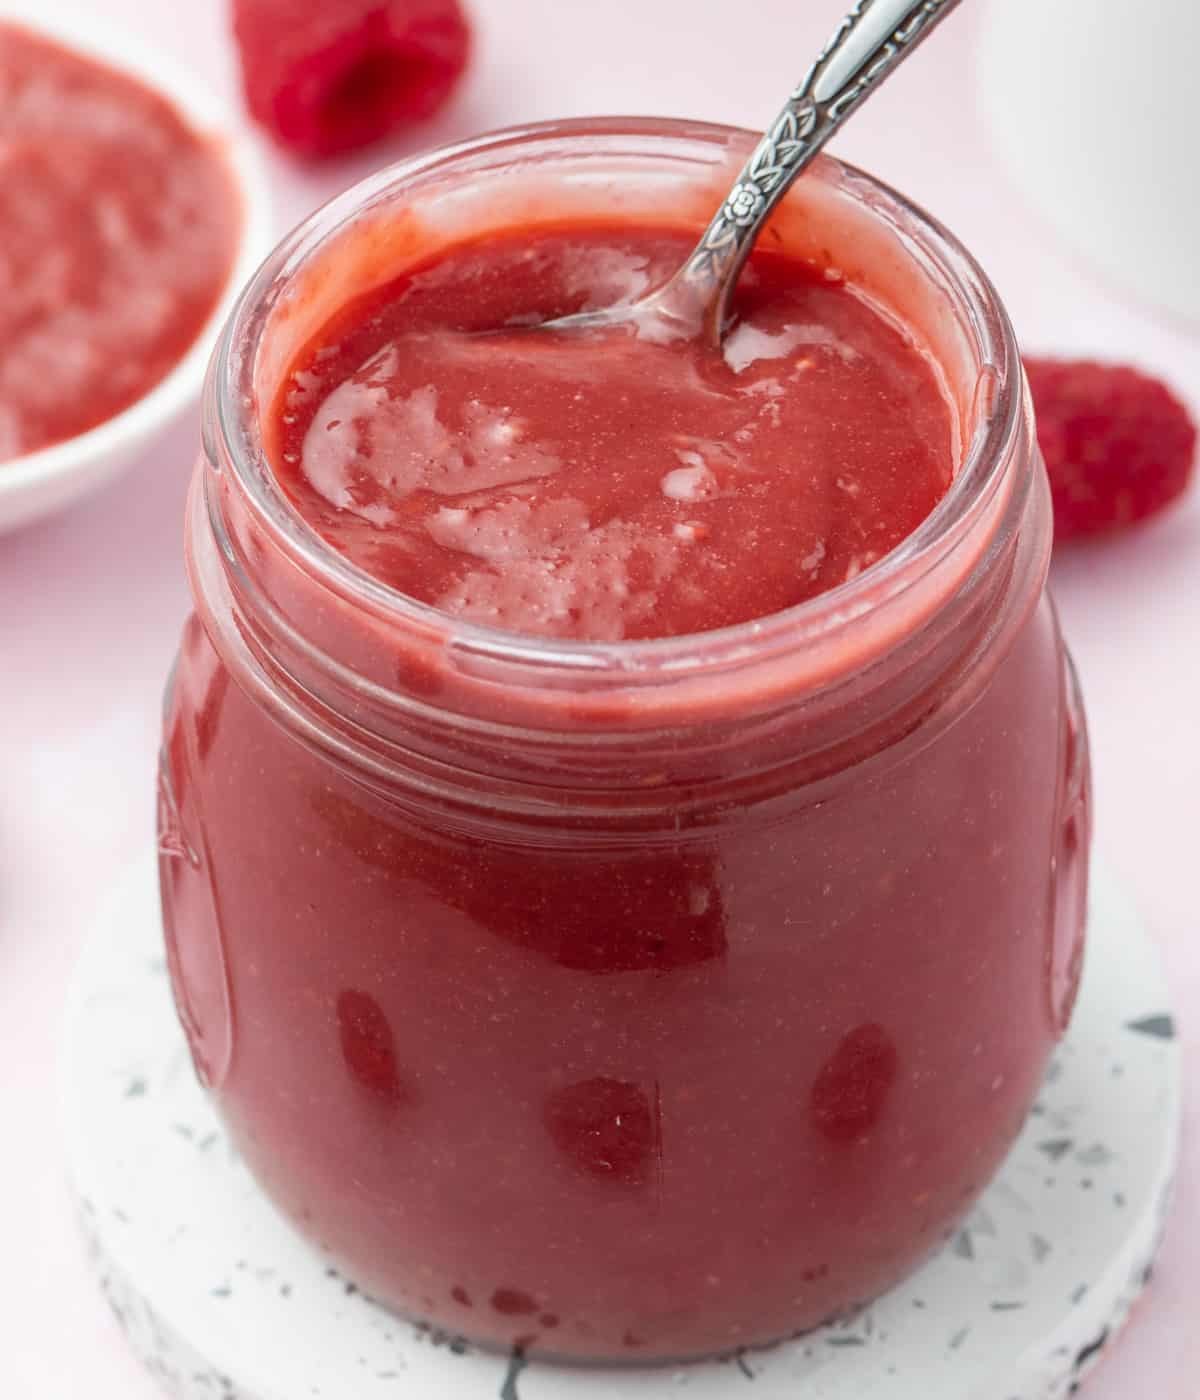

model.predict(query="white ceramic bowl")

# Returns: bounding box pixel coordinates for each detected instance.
[978,0,1200,327]
[0,3,274,534]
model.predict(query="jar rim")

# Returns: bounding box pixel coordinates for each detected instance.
[210,116,1022,694]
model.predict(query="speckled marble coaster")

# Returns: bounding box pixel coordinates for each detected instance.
[62,853,1181,1400]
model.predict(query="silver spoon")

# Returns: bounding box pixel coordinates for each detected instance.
[549,0,964,347]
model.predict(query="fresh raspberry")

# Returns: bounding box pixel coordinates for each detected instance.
[1024,358,1196,539]
[232,0,471,159]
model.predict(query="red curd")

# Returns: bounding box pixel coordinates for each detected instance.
[0,23,240,462]
[160,121,1091,1363]
[271,227,953,639]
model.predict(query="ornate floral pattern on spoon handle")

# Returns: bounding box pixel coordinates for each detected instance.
[683,0,963,338]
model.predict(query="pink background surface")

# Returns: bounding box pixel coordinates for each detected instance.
[1,1,1196,1395]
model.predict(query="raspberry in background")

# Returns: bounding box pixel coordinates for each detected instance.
[232,0,471,159]
[1025,358,1197,540]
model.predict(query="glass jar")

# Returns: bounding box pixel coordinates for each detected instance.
[158,118,1091,1364]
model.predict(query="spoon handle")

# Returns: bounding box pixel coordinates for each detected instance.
[685,0,963,341]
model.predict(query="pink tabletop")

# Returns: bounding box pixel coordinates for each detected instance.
[2,2,1196,1395]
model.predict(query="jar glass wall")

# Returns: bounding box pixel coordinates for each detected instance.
[158,119,1091,1363]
